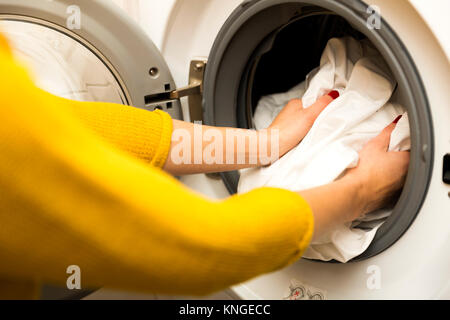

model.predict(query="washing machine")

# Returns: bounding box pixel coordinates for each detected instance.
[0,0,448,300]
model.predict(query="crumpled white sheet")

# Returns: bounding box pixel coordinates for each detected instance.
[0,20,125,103]
[239,37,411,263]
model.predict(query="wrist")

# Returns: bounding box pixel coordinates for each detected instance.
[256,127,286,165]
[340,172,370,221]
[267,126,290,158]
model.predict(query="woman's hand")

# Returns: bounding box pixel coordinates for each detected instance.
[268,91,339,156]
[344,118,410,220]
[299,118,410,237]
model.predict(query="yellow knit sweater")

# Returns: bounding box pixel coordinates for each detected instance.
[0,33,313,299]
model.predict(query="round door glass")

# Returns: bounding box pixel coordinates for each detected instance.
[0,20,127,104]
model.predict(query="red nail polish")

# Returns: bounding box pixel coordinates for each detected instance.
[393,115,402,124]
[328,90,340,100]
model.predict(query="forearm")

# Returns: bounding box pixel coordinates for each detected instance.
[164,119,284,175]
[298,176,365,238]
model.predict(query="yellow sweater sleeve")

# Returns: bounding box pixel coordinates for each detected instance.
[66,100,173,168]
[0,34,313,298]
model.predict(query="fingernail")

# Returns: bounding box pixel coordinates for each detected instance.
[328,90,340,100]
[393,115,402,124]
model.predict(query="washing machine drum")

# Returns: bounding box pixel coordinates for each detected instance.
[201,0,434,262]
[0,0,434,264]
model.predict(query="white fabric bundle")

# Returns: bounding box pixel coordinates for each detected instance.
[239,37,411,262]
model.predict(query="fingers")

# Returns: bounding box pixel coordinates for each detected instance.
[285,98,303,110]
[306,91,339,120]
[374,123,396,150]
[388,151,411,187]
[371,115,403,151]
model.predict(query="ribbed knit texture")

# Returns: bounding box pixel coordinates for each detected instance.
[68,103,173,168]
[0,33,313,299]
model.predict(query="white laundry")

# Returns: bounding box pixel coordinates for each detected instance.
[239,37,411,263]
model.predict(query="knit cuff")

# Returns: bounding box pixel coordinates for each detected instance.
[150,110,173,168]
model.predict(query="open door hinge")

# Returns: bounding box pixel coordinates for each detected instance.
[145,59,206,122]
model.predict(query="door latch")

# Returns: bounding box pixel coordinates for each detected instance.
[144,59,206,123]
[171,60,206,122]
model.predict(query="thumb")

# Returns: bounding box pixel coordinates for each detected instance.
[306,90,339,120]
[373,115,402,151]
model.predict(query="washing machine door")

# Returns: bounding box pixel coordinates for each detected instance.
[0,0,190,300]
[0,0,183,120]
